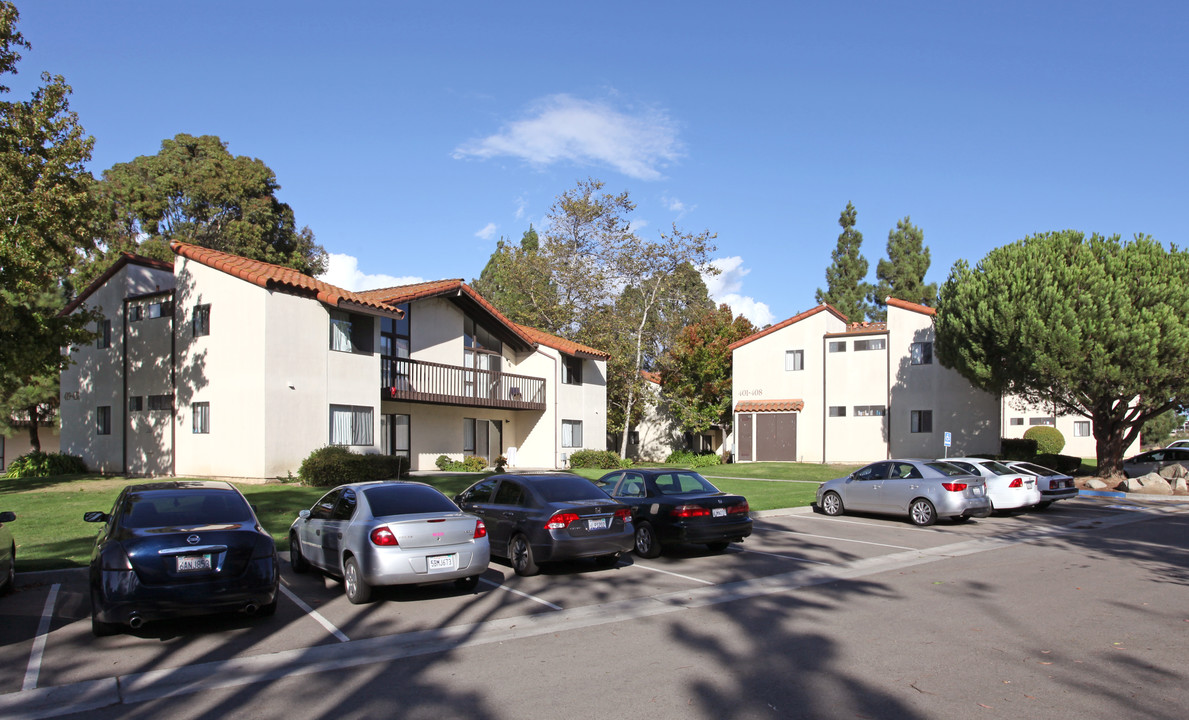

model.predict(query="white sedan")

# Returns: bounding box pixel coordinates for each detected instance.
[943,457,1041,513]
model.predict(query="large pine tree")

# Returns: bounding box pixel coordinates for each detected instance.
[870,215,938,320]
[815,202,873,323]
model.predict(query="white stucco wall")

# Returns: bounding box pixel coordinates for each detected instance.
[823,332,890,462]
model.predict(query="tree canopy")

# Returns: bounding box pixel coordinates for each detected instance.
[0,1,98,448]
[656,303,757,437]
[870,215,937,320]
[80,132,326,288]
[471,225,562,330]
[815,202,873,323]
[935,231,1189,476]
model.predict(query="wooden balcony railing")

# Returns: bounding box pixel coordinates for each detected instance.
[382,357,546,411]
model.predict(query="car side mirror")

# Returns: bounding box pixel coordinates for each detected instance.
[83,511,108,523]
[0,511,14,523]
[298,509,311,520]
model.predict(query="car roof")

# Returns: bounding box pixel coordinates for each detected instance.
[125,480,237,494]
[488,472,587,482]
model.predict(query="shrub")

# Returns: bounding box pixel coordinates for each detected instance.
[619,457,634,469]
[1024,426,1065,454]
[463,456,488,472]
[1000,438,1039,460]
[568,449,622,469]
[691,453,721,468]
[435,455,453,471]
[2,451,88,478]
[664,449,699,466]
[1035,453,1083,475]
[298,446,407,487]
[494,455,508,473]
[433,454,488,472]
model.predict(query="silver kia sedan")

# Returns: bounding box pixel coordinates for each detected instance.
[289,481,491,604]
[816,459,992,526]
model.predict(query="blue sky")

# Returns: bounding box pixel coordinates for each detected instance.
[12,1,1188,327]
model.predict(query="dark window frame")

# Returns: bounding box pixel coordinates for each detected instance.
[193,304,211,337]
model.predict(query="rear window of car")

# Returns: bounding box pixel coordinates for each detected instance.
[654,472,718,495]
[123,490,253,528]
[532,476,609,502]
[363,485,459,517]
[925,462,970,477]
[1014,462,1055,476]
[978,460,1016,475]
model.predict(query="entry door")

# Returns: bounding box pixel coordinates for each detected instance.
[756,413,797,461]
[738,414,753,462]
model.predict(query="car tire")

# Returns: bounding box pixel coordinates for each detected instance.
[90,589,120,637]
[594,552,621,568]
[634,521,662,559]
[909,498,937,527]
[455,575,481,592]
[509,534,539,577]
[1,543,13,595]
[288,533,309,573]
[343,557,372,604]
[705,542,730,553]
[821,491,844,517]
[1035,501,1053,511]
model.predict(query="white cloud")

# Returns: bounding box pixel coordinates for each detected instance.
[453,94,683,181]
[702,256,775,327]
[319,253,425,292]
[476,222,498,240]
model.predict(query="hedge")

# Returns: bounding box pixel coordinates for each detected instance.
[1024,426,1066,454]
[1000,438,1039,460]
[298,446,408,487]
[568,449,623,469]
[2,451,88,478]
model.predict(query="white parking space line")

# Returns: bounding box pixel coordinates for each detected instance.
[758,525,917,550]
[784,514,937,532]
[478,578,563,610]
[626,562,716,585]
[22,583,59,691]
[278,584,350,643]
[731,547,833,565]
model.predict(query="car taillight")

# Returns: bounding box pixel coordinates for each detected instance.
[370,527,399,546]
[941,482,967,492]
[474,519,487,539]
[613,508,631,523]
[546,512,580,530]
[672,505,711,518]
[728,501,750,515]
[1008,477,1023,488]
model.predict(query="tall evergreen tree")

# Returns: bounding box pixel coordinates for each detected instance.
[815,202,873,323]
[870,216,938,320]
[471,225,561,329]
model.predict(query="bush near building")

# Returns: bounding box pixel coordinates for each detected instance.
[299,446,407,487]
[568,450,623,469]
[2,451,87,478]
[1024,426,1066,454]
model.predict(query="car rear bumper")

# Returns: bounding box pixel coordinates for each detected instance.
[535,528,634,562]
[660,518,753,545]
[1040,488,1078,501]
[935,496,991,518]
[358,541,491,586]
[92,557,278,625]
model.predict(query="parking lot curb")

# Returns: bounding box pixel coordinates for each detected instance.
[0,678,120,720]
[753,506,815,518]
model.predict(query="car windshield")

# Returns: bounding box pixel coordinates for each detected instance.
[533,476,609,502]
[924,462,970,477]
[653,472,718,495]
[122,490,253,528]
[978,460,1017,475]
[364,484,459,517]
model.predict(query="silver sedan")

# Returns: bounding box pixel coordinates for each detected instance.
[289,481,491,604]
[816,459,992,526]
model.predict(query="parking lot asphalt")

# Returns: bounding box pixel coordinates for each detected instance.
[1,496,1186,719]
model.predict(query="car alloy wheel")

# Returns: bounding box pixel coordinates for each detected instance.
[909,499,936,527]
[821,491,844,516]
[634,521,661,559]
[343,557,372,604]
[288,534,309,573]
[510,534,539,576]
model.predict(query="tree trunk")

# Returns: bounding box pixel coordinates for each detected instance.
[1092,408,1127,478]
[26,404,42,453]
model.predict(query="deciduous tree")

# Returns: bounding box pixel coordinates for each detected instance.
[815,202,873,322]
[870,215,937,320]
[936,231,1189,476]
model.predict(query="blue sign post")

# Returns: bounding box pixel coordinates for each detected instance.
[943,431,952,457]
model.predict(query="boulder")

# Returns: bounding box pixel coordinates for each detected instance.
[1131,475,1173,495]
[1159,463,1189,480]
[1085,477,1111,490]
[1171,477,1189,495]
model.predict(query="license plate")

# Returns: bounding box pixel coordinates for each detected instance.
[176,554,211,572]
[973,486,984,496]
[588,518,607,531]
[427,554,456,571]
[712,508,727,518]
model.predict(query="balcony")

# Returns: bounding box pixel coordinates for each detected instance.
[382,357,546,411]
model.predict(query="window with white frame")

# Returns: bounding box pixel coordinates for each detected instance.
[854,405,886,416]
[911,341,933,365]
[854,338,886,351]
[1074,421,1091,437]
[193,402,210,434]
[828,406,846,417]
[785,350,804,371]
[910,410,932,433]
[562,420,583,448]
[330,405,373,446]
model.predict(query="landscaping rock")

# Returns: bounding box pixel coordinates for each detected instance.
[1171,477,1189,495]
[1159,463,1189,480]
[1130,474,1173,495]
[1085,477,1111,490]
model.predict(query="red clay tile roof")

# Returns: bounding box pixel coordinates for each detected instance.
[826,321,889,337]
[62,252,175,316]
[728,304,849,351]
[735,399,805,413]
[358,279,538,348]
[885,297,936,316]
[170,241,402,316]
[513,323,611,360]
[640,370,661,385]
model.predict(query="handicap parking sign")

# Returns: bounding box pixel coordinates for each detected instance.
[944,431,952,447]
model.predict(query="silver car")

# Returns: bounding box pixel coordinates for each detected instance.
[816,459,992,526]
[1005,461,1078,509]
[945,457,1042,513]
[1122,448,1189,478]
[289,481,490,604]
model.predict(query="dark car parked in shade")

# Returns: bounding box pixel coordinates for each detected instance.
[85,480,279,636]
[1122,448,1189,478]
[594,469,751,558]
[1,510,15,595]
[454,473,633,576]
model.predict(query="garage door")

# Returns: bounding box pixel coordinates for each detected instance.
[756,413,797,461]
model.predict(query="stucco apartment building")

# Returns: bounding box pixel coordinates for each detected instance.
[59,242,608,479]
[728,298,1117,464]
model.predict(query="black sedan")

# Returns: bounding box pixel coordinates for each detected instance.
[454,472,634,576]
[595,469,751,558]
[84,480,279,636]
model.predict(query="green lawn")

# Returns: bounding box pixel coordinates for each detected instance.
[2,463,853,572]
